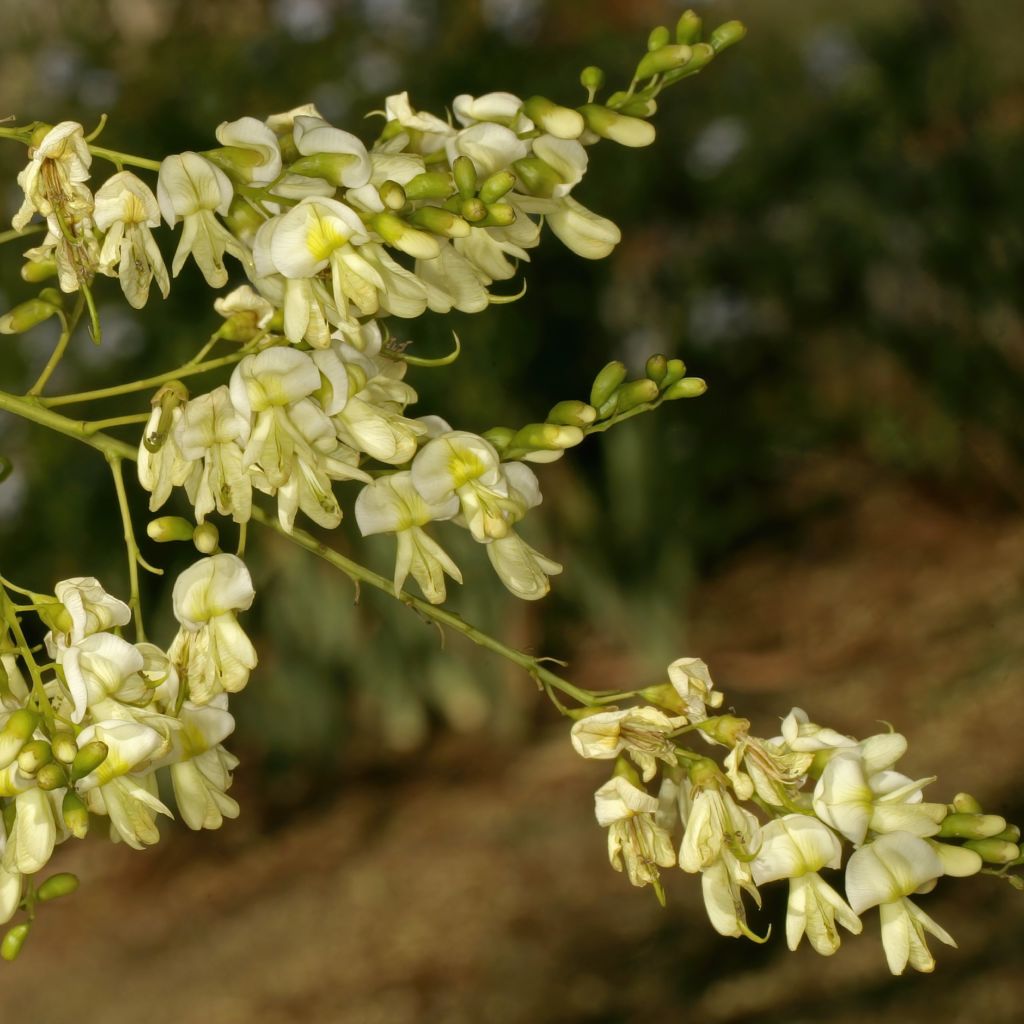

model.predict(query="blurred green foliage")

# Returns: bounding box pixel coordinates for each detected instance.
[1,0,1022,770]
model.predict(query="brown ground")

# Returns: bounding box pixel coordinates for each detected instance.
[4,463,1024,1024]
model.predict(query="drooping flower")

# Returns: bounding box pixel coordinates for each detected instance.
[571,706,686,781]
[594,774,676,889]
[12,121,93,232]
[212,116,283,185]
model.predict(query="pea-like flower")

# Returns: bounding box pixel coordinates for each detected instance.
[157,151,252,287]
[44,576,131,654]
[12,121,93,232]
[751,815,862,955]
[94,170,169,308]
[594,774,676,890]
[571,706,686,781]
[212,116,282,185]
[845,831,956,974]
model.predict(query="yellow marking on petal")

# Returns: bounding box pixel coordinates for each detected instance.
[306,211,350,262]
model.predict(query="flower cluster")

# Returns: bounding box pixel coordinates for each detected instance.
[572,658,1023,974]
[0,565,255,952]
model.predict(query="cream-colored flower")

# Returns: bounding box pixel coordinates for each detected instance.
[12,121,93,232]
[594,775,676,889]
[571,706,685,781]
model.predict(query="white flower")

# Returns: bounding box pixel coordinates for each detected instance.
[292,115,372,188]
[137,403,198,511]
[667,657,724,723]
[12,121,93,232]
[1,786,56,876]
[383,92,453,152]
[679,783,761,873]
[845,832,957,974]
[751,815,862,955]
[485,531,562,601]
[167,555,257,704]
[594,775,676,889]
[0,830,22,925]
[45,576,131,653]
[176,386,252,524]
[446,122,529,179]
[571,706,685,781]
[157,152,251,287]
[60,631,148,724]
[779,707,857,752]
[416,243,491,314]
[517,194,621,260]
[166,701,239,831]
[355,471,461,603]
[452,92,530,130]
[94,171,170,308]
[530,135,588,198]
[214,116,283,185]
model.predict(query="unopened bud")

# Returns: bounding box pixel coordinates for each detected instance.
[612,754,642,786]
[663,42,716,83]
[35,762,66,791]
[453,155,478,198]
[579,66,605,93]
[62,790,90,838]
[403,171,454,201]
[547,400,597,428]
[51,731,78,765]
[688,756,722,788]
[224,195,264,244]
[522,96,584,140]
[371,212,440,260]
[1,924,29,962]
[645,354,668,385]
[478,170,517,205]
[638,683,686,715]
[938,812,1008,840]
[579,104,656,148]
[511,157,564,198]
[615,378,660,412]
[661,358,686,388]
[636,44,693,80]
[0,708,40,770]
[662,376,707,400]
[17,740,52,776]
[35,600,71,636]
[952,792,984,814]
[964,838,1021,864]
[996,824,1021,843]
[481,427,515,453]
[510,422,584,453]
[20,258,58,283]
[676,10,702,44]
[70,740,109,782]
[0,297,61,335]
[37,872,80,902]
[590,360,628,408]
[700,714,749,746]
[147,515,195,543]
[459,198,488,223]
[480,203,516,227]
[409,206,470,238]
[709,19,746,53]
[648,26,671,50]
[378,179,407,210]
[607,92,658,118]
[193,522,220,554]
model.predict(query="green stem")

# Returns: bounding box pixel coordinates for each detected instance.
[84,413,152,433]
[0,225,43,246]
[38,352,247,408]
[88,146,161,172]
[27,295,85,397]
[0,588,56,732]
[106,455,148,641]
[0,387,602,709]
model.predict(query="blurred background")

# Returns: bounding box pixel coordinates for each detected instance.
[1,0,1023,1020]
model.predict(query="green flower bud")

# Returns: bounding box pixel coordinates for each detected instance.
[378,179,407,211]
[224,194,265,241]
[636,44,693,81]
[648,26,671,50]
[615,378,660,412]
[481,426,515,453]
[480,203,516,227]
[509,422,584,453]
[37,872,80,902]
[202,146,266,181]
[459,198,488,223]
[62,790,90,839]
[522,96,584,140]
[370,212,440,260]
[612,754,642,786]
[403,171,454,201]
[1,924,30,962]
[193,522,220,555]
[70,740,109,782]
[663,42,716,83]
[34,600,71,636]
[288,152,363,188]
[511,157,564,198]
[453,155,478,198]
[590,360,628,408]
[645,354,668,385]
[147,516,195,543]
[661,358,686,389]
[578,104,656,148]
[579,66,605,93]
[996,824,1021,843]
[638,683,686,714]
[547,400,597,428]
[709,19,746,53]
[676,10,702,44]
[51,731,78,765]
[20,259,58,283]
[662,377,707,400]
[35,762,67,791]
[0,297,61,335]
[963,838,1021,864]
[478,170,517,205]
[952,792,983,814]
[17,740,52,776]
[700,714,749,746]
[608,93,658,119]
[938,812,1008,840]
[408,206,470,238]
[29,123,53,148]
[0,708,40,770]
